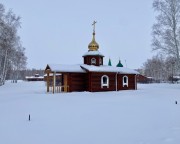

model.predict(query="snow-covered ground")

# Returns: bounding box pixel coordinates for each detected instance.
[0,81,180,144]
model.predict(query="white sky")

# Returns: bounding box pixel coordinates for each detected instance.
[1,0,156,69]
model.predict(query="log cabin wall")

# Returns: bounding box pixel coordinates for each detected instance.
[89,72,116,92]
[68,73,87,92]
[63,74,68,92]
[117,74,136,90]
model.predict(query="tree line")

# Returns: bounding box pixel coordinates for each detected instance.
[0,3,27,85]
[5,69,44,81]
[143,55,177,82]
[143,0,180,82]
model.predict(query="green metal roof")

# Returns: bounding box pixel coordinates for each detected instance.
[116,60,123,67]
[108,58,112,66]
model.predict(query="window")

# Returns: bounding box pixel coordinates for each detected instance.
[101,75,109,88]
[99,58,102,65]
[123,76,128,87]
[91,58,96,65]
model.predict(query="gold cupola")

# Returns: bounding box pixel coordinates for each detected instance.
[88,21,99,51]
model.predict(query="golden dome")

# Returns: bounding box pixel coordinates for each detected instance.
[88,32,99,51]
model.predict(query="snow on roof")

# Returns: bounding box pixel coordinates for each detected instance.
[25,76,44,79]
[46,64,138,74]
[44,73,62,77]
[147,77,154,79]
[82,51,104,57]
[47,64,86,73]
[173,76,180,79]
[81,64,139,74]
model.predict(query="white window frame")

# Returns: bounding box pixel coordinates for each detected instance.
[91,58,96,64]
[123,76,128,87]
[101,75,109,88]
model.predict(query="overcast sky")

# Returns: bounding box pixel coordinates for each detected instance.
[1,0,156,69]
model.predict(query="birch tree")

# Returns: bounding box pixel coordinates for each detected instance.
[152,0,180,71]
[143,55,166,81]
[0,3,26,85]
[143,55,178,82]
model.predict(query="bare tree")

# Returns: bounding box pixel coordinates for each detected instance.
[152,0,180,71]
[0,3,26,85]
[143,54,179,82]
[143,55,166,81]
[10,45,27,82]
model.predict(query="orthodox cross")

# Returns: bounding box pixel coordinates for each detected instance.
[92,21,97,32]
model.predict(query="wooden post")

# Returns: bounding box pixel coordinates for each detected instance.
[115,72,118,91]
[29,114,31,121]
[53,72,56,94]
[135,74,137,90]
[47,72,50,92]
[64,74,68,92]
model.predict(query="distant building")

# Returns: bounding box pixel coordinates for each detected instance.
[137,75,154,83]
[25,74,44,81]
[45,22,138,93]
[172,76,180,83]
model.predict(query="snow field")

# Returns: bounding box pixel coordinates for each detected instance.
[0,81,180,144]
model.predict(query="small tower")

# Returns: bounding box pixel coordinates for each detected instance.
[108,58,112,66]
[83,21,104,66]
[116,60,123,67]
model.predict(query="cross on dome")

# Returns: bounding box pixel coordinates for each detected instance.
[88,21,99,51]
[92,21,97,33]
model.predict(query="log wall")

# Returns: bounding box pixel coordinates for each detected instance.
[68,73,87,92]
[117,74,136,90]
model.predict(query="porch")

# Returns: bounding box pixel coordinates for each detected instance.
[45,69,69,93]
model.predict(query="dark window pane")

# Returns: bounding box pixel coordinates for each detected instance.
[124,77,127,83]
[103,77,107,84]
